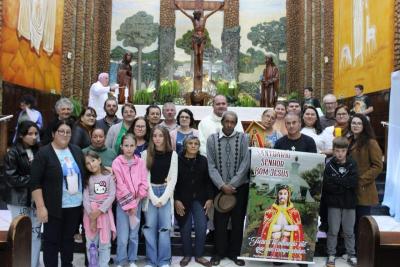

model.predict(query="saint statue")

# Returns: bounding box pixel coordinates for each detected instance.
[175,1,225,78]
[260,55,280,107]
[117,52,133,103]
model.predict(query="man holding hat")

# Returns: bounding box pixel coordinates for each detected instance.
[207,111,250,266]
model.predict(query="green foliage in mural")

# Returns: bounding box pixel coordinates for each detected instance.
[134,89,154,105]
[247,17,286,56]
[157,80,181,103]
[236,93,257,107]
[239,48,266,73]
[116,11,159,90]
[238,81,260,99]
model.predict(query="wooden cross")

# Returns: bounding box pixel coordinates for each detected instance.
[172,0,225,11]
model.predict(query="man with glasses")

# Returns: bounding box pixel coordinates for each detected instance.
[96,97,122,135]
[320,94,338,129]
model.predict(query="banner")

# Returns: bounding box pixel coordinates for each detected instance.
[382,71,400,222]
[239,148,325,264]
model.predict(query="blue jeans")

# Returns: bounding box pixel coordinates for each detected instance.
[143,185,172,267]
[178,200,208,257]
[7,204,42,267]
[115,202,142,265]
[86,233,111,267]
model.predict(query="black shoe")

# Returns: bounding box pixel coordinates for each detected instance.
[210,255,221,266]
[228,256,245,266]
[319,222,328,232]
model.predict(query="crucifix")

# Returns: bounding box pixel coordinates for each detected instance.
[174,0,225,100]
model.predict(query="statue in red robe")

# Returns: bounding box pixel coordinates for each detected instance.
[256,185,305,261]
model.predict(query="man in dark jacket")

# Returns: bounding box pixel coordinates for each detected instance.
[323,137,358,267]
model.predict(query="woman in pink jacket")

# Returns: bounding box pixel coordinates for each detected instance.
[112,133,149,267]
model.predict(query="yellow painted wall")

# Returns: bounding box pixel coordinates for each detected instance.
[334,0,394,98]
[0,0,64,93]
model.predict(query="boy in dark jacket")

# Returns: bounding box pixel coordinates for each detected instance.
[323,137,358,267]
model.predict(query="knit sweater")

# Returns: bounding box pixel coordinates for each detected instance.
[206,130,250,189]
[198,113,244,156]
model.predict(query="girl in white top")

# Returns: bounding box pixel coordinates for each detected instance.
[141,125,178,267]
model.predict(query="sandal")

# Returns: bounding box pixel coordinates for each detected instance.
[179,256,191,267]
[195,257,212,267]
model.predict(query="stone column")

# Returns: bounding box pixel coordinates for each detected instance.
[159,0,176,82]
[221,0,240,81]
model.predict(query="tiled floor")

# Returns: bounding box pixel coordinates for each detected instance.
[42,254,352,267]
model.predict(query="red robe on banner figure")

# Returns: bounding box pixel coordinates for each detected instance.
[257,185,305,261]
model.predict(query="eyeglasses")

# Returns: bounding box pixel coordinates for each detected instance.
[324,102,337,105]
[336,113,348,117]
[351,121,363,126]
[85,113,97,118]
[57,130,72,136]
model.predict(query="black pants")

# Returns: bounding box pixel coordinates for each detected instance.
[43,206,81,267]
[214,183,249,258]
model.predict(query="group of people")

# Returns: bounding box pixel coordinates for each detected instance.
[2,80,382,267]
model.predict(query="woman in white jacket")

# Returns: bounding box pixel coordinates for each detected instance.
[142,125,178,267]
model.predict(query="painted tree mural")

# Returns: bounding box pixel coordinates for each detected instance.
[116,11,159,89]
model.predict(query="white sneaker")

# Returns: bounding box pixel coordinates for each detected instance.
[143,265,153,267]
[341,254,348,260]
[160,265,170,267]
[347,255,357,266]
[116,265,123,267]
[129,263,138,267]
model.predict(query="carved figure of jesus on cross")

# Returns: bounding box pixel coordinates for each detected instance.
[174,0,225,93]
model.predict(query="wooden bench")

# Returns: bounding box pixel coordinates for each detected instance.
[0,215,32,267]
[358,215,400,267]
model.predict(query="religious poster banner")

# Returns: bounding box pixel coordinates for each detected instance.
[239,147,325,264]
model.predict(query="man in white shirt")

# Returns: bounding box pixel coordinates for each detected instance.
[88,73,117,118]
[198,95,243,155]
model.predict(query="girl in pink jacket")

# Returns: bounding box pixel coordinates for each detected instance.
[112,133,149,266]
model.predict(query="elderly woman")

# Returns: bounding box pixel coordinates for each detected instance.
[42,97,75,145]
[31,120,85,267]
[174,136,214,267]
[170,108,199,154]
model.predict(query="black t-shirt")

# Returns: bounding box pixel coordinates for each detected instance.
[150,151,172,184]
[274,134,317,153]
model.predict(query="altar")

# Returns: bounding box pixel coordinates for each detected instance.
[118,104,269,123]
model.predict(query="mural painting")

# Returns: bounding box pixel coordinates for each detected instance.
[0,0,64,93]
[110,0,287,106]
